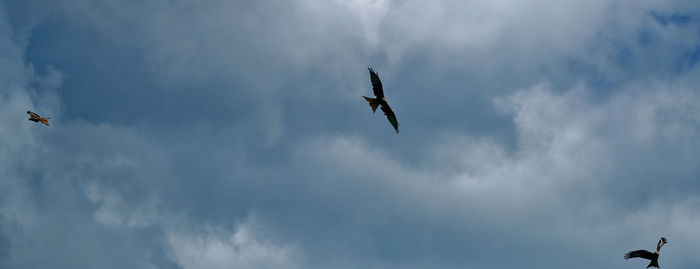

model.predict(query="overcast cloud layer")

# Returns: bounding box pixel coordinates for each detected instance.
[2,0,700,268]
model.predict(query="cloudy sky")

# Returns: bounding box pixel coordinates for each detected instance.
[2,0,700,268]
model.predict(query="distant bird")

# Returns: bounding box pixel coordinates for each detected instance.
[27,110,50,126]
[624,237,668,268]
[363,68,399,133]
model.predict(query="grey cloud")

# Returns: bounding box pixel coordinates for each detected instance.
[2,0,700,268]
[263,80,700,268]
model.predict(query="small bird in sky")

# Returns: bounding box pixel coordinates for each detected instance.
[624,237,668,268]
[363,68,399,133]
[27,110,50,126]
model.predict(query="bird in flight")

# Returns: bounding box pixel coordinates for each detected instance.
[624,237,668,268]
[363,68,399,133]
[27,110,50,126]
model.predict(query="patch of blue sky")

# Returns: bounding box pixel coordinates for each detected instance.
[650,11,694,27]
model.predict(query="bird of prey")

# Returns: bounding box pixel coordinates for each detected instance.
[27,110,50,126]
[363,68,399,133]
[624,237,668,268]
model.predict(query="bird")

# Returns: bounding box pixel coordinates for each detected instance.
[624,237,668,268]
[363,68,399,133]
[27,110,50,126]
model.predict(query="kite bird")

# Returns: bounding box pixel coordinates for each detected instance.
[624,237,668,268]
[27,110,50,126]
[363,68,399,133]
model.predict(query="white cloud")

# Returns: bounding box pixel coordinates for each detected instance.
[167,220,303,269]
[85,182,155,228]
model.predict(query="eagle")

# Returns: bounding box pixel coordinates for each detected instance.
[27,110,50,126]
[363,68,399,133]
[624,237,667,268]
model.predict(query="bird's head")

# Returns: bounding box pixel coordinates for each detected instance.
[658,237,667,248]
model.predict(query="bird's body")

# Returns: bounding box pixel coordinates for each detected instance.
[27,111,50,126]
[363,68,399,133]
[624,237,667,268]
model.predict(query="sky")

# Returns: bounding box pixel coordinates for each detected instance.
[1,0,700,268]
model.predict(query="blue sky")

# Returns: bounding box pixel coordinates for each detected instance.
[2,1,700,268]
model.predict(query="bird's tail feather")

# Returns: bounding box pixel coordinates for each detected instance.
[647,260,659,268]
[40,118,49,125]
[363,96,379,113]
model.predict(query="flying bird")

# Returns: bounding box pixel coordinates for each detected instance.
[624,237,668,268]
[27,110,50,126]
[363,68,399,133]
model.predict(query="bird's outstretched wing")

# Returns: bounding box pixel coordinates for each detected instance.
[368,68,384,98]
[657,237,667,251]
[624,250,655,260]
[27,110,40,119]
[381,104,399,133]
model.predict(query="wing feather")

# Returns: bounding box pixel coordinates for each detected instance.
[368,68,384,98]
[624,250,655,260]
[27,111,40,119]
[381,104,399,133]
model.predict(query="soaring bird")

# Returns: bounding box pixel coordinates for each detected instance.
[363,68,399,133]
[624,237,668,268]
[27,110,50,126]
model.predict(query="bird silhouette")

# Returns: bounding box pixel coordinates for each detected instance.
[624,237,667,268]
[363,68,399,133]
[27,110,50,126]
